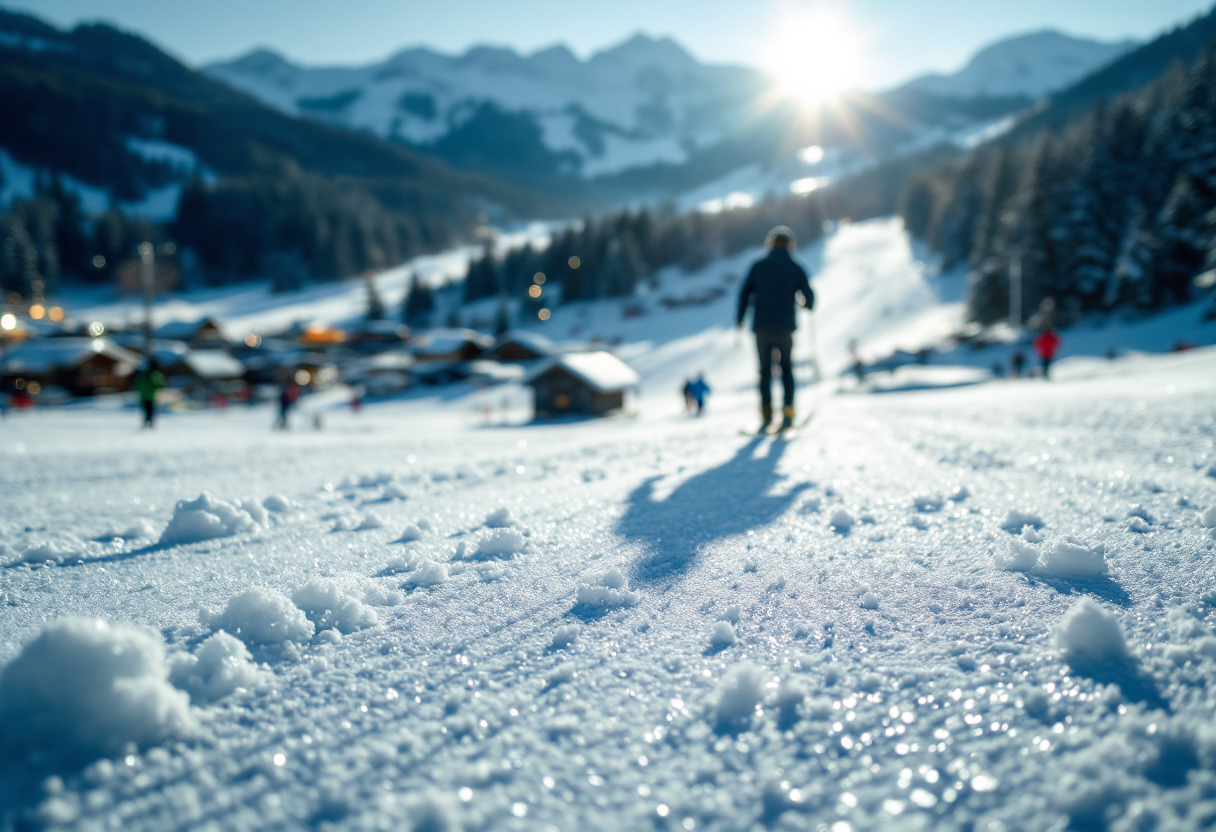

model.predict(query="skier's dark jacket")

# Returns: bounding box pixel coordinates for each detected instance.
[736,248,814,333]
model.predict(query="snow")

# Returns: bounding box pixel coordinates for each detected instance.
[158,493,261,545]
[472,528,526,559]
[201,589,314,646]
[709,621,737,648]
[169,630,262,704]
[2,217,1216,829]
[291,578,379,634]
[526,350,640,392]
[1053,598,1132,666]
[901,31,1136,100]
[0,618,194,759]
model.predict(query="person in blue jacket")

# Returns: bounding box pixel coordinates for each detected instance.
[736,226,814,431]
[688,373,710,416]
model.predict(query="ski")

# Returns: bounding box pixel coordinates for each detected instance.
[738,412,814,437]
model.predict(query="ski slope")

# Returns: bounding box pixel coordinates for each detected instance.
[2,220,1216,832]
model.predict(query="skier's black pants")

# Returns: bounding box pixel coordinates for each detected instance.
[755,331,794,412]
[141,399,155,428]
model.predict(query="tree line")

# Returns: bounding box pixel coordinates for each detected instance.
[900,45,1216,323]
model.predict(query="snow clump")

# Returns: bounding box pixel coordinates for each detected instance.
[170,631,263,704]
[1200,505,1216,529]
[1036,537,1107,576]
[355,512,384,531]
[473,528,526,559]
[1001,509,1044,531]
[397,523,425,542]
[17,534,89,564]
[406,562,448,588]
[859,592,879,610]
[721,604,741,624]
[1053,598,1131,666]
[574,569,639,610]
[202,588,315,646]
[483,507,517,528]
[262,494,295,513]
[292,578,379,634]
[709,621,738,649]
[828,509,854,532]
[380,482,409,501]
[714,662,766,731]
[911,493,944,512]
[993,531,1106,576]
[159,493,261,545]
[0,618,194,759]
[549,625,580,650]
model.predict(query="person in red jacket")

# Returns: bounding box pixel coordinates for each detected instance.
[1033,323,1061,379]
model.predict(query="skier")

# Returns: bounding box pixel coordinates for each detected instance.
[688,373,711,416]
[1033,323,1061,380]
[736,226,814,431]
[681,378,695,416]
[1010,349,1026,378]
[276,381,301,430]
[133,359,165,429]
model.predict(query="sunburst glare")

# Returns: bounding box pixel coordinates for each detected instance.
[764,5,864,107]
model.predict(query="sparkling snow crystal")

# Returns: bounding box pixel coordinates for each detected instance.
[0,618,194,759]
[202,588,315,645]
[159,493,261,545]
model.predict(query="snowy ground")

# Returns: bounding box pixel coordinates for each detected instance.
[3,220,1216,832]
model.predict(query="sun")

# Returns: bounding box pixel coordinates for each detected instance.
[764,6,863,107]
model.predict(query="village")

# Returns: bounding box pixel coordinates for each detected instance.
[0,305,640,421]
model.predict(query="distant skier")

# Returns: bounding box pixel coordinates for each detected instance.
[276,381,301,430]
[1033,323,1061,380]
[737,226,814,431]
[133,359,165,429]
[688,373,711,416]
[1010,349,1026,378]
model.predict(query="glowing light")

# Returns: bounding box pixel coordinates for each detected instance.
[568,256,580,269]
[244,333,262,348]
[799,145,825,164]
[87,321,105,337]
[272,753,286,767]
[698,192,755,214]
[764,6,863,106]
[528,285,542,299]
[91,338,105,352]
[294,369,311,385]
[29,304,45,320]
[0,313,15,331]
[790,177,829,195]
[538,308,551,321]
[533,272,546,285]
[48,306,64,322]
[92,255,106,269]
[27,381,41,395]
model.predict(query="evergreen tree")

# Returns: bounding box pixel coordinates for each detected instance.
[402,275,434,326]
[493,295,512,336]
[365,272,386,321]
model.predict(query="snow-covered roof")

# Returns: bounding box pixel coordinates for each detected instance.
[492,330,556,356]
[357,351,416,372]
[526,351,639,392]
[154,317,221,341]
[180,350,246,379]
[0,338,142,374]
[412,328,494,356]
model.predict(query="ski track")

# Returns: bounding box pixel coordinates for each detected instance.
[0,351,1215,831]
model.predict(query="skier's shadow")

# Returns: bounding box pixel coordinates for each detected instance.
[617,436,809,586]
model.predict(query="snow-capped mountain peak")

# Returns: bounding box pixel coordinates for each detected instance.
[901,29,1137,100]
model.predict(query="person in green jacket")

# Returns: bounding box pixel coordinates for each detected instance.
[133,359,165,429]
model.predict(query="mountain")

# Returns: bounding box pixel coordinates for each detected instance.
[901,30,1136,101]
[1012,6,1216,133]
[205,35,770,188]
[0,9,563,290]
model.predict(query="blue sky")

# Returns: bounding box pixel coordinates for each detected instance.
[10,0,1215,89]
